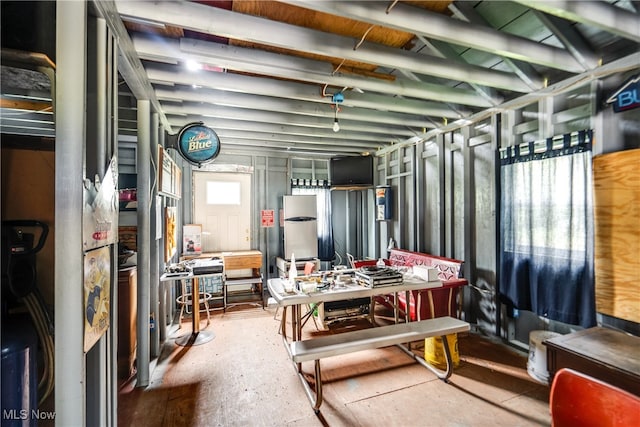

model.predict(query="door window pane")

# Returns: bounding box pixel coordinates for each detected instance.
[206,181,240,205]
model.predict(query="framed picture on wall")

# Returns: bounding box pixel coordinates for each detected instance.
[83,246,111,352]
[183,224,202,255]
[165,207,177,262]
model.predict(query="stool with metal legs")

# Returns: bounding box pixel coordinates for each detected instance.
[176,278,212,328]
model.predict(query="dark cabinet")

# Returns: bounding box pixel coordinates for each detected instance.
[545,327,640,396]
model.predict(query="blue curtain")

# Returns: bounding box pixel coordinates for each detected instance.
[499,130,596,328]
[292,179,335,261]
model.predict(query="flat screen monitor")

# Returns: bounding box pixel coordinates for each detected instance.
[330,155,374,187]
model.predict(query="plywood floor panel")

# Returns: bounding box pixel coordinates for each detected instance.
[118,307,551,426]
[345,378,547,427]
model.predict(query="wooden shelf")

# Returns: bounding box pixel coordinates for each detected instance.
[224,274,264,310]
[180,251,264,310]
[225,276,262,286]
[221,250,264,310]
[222,251,262,271]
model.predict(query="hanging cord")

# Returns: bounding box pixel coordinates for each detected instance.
[386,0,399,14]
[23,292,55,405]
[321,84,333,98]
[31,292,54,404]
[2,222,53,406]
[354,25,376,50]
[332,59,346,75]
[150,149,158,197]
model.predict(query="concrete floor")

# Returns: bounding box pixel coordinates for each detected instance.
[118,305,551,427]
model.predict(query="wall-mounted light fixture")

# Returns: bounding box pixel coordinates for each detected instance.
[333,106,340,132]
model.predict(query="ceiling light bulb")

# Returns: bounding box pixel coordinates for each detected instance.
[333,118,340,132]
[186,60,202,71]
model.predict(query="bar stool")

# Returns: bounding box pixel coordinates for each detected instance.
[176,278,212,328]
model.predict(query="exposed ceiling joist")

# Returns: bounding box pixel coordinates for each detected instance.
[161,102,420,137]
[116,1,534,93]
[446,1,542,90]
[93,0,173,132]
[3,0,637,157]
[513,0,640,42]
[279,0,588,72]
[133,34,498,107]
[531,11,601,70]
[143,63,467,128]
[165,114,405,148]
[153,87,436,129]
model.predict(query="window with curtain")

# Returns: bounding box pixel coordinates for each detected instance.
[291,179,334,261]
[499,130,596,328]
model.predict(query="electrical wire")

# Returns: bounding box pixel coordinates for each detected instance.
[22,296,47,390]
[332,59,346,75]
[23,292,55,405]
[150,149,158,196]
[386,0,399,14]
[321,84,333,98]
[354,25,375,50]
[28,293,54,405]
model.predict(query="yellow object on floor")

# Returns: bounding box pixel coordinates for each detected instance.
[425,333,459,369]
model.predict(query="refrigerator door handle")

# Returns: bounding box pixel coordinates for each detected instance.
[285,216,316,222]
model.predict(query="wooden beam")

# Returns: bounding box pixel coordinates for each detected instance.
[0,97,53,112]
[1,134,55,151]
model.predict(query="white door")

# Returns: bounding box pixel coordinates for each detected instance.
[193,172,251,252]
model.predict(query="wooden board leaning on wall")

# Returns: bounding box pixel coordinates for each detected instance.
[593,148,640,324]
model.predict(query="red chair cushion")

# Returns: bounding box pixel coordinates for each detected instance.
[376,279,467,321]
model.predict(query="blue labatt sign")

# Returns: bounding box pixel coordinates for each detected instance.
[177,123,221,166]
[607,75,639,113]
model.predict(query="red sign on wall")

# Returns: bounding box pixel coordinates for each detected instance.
[261,209,275,228]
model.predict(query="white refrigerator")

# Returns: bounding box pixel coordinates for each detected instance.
[283,195,318,261]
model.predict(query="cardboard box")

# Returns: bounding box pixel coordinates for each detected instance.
[412,265,439,282]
